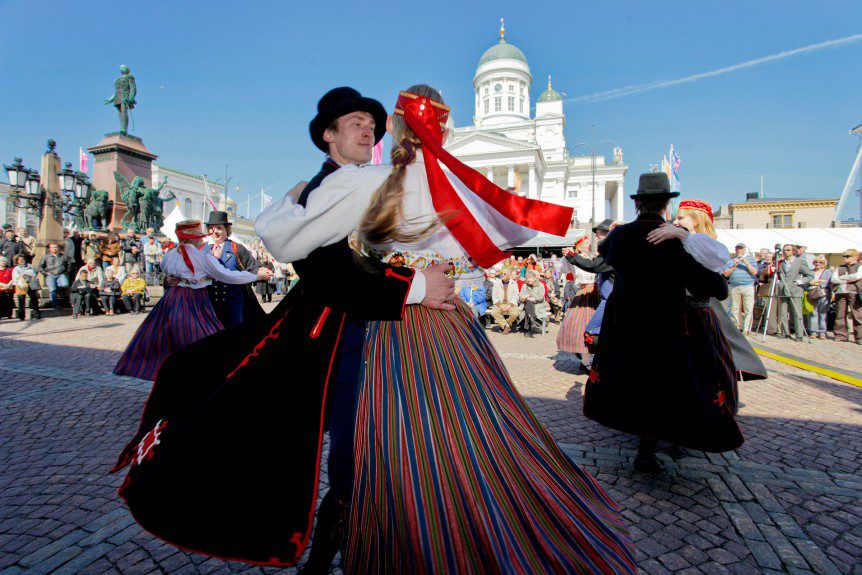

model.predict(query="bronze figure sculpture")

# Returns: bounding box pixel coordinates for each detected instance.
[105,65,137,134]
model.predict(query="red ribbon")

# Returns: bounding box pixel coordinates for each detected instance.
[396,92,573,268]
[179,244,195,275]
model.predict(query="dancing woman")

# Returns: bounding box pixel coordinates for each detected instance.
[647,199,767,412]
[113,220,269,380]
[255,84,637,575]
[556,235,598,361]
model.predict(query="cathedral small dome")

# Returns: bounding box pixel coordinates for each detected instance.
[538,75,562,103]
[478,19,527,67]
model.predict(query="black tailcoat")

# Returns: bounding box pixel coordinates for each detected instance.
[111,159,415,566]
[584,214,743,453]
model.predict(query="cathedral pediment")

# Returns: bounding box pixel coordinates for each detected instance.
[445,131,539,157]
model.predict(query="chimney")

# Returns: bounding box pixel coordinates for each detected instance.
[745,192,758,201]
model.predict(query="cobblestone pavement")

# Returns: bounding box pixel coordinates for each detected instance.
[1,305,860,575]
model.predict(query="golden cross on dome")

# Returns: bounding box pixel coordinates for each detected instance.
[548,74,552,90]
[500,18,506,40]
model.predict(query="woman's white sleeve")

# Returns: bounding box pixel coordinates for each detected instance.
[254,165,383,263]
[199,252,258,285]
[682,233,729,273]
[832,267,862,283]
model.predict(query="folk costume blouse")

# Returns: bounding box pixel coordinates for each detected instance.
[256,151,536,281]
[161,245,258,289]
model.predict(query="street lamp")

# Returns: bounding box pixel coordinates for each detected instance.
[5,157,28,188]
[571,124,615,238]
[58,162,77,194]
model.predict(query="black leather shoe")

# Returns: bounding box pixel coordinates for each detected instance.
[298,492,348,575]
[634,454,665,474]
[668,445,688,461]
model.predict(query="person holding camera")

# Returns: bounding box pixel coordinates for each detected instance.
[775,244,813,341]
[722,243,758,333]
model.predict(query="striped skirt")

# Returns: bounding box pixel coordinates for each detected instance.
[557,285,599,355]
[693,304,739,414]
[114,287,223,381]
[344,301,637,575]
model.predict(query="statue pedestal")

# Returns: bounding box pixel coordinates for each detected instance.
[88,133,157,233]
[33,152,65,268]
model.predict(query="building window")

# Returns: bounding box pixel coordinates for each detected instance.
[484,87,488,95]
[771,213,793,228]
[494,97,501,112]
[184,197,193,217]
[507,96,514,112]
[508,84,514,92]
[519,98,524,113]
[484,99,489,114]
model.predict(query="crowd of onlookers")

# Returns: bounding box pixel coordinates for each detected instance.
[0,225,293,321]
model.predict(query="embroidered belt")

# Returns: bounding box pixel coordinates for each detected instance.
[687,298,711,309]
[178,276,213,287]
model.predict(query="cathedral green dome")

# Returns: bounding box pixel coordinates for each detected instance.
[478,20,527,67]
[538,75,562,102]
[478,39,527,66]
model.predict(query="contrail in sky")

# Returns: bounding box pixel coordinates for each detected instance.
[566,33,862,105]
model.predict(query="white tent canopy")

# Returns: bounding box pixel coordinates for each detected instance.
[159,205,187,242]
[518,229,586,249]
[715,228,862,255]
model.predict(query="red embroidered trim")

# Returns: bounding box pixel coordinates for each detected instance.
[225,314,288,380]
[309,307,330,340]
[385,268,415,317]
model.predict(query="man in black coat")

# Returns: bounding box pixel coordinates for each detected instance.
[119,229,140,274]
[0,228,26,263]
[111,87,455,570]
[584,174,742,473]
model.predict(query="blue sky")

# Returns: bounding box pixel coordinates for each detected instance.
[1,0,860,220]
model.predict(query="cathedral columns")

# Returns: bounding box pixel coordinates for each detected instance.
[615,181,625,221]
[507,165,515,190]
[528,164,536,199]
[486,167,494,182]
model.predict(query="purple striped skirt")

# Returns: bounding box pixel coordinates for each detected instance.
[557,285,599,355]
[114,287,223,381]
[345,300,636,574]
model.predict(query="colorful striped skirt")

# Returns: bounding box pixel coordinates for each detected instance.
[114,287,223,381]
[556,285,599,355]
[693,303,740,414]
[344,301,637,575]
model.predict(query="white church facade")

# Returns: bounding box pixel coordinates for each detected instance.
[444,21,627,228]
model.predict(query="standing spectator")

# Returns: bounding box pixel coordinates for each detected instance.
[541,268,563,321]
[795,244,815,270]
[256,257,276,303]
[0,257,13,319]
[100,268,122,315]
[489,268,520,333]
[562,272,577,312]
[121,268,147,314]
[722,243,758,333]
[101,233,122,270]
[806,255,831,339]
[458,281,487,319]
[519,270,548,336]
[776,244,813,340]
[830,249,862,344]
[70,269,96,318]
[142,235,164,285]
[482,269,496,325]
[0,228,26,263]
[121,230,140,274]
[82,232,101,263]
[107,256,127,284]
[11,254,41,320]
[17,227,35,262]
[37,243,70,308]
[64,229,84,281]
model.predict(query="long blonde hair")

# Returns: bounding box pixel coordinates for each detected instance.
[359,84,445,245]
[677,208,717,238]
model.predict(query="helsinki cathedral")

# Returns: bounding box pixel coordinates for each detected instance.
[444,20,627,227]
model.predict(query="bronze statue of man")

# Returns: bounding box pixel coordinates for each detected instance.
[105,65,137,134]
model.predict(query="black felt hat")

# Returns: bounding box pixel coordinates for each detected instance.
[592,218,614,233]
[204,211,231,226]
[630,173,679,199]
[309,87,387,153]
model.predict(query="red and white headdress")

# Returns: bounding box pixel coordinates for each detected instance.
[175,220,208,241]
[677,200,714,222]
[393,91,572,268]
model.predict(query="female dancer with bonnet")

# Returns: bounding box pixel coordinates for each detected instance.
[256,85,637,574]
[114,219,270,380]
[556,235,599,369]
[647,200,767,416]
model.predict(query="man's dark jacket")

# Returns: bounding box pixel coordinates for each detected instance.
[584,214,743,453]
[38,253,69,276]
[111,159,416,566]
[120,236,139,264]
[0,238,26,262]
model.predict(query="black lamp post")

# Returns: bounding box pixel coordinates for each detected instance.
[5,156,81,223]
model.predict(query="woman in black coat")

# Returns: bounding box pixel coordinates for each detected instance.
[255,259,276,303]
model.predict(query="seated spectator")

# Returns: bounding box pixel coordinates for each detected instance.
[519,270,549,337]
[101,233,122,271]
[458,282,487,319]
[11,254,40,320]
[70,270,97,318]
[76,258,105,286]
[107,256,127,284]
[489,269,520,334]
[121,268,147,314]
[541,269,563,321]
[483,269,496,323]
[0,257,13,320]
[100,268,122,316]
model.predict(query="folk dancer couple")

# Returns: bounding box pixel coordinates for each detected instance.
[110,85,638,574]
[580,178,766,472]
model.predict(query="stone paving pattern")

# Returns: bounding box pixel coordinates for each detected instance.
[1,304,860,574]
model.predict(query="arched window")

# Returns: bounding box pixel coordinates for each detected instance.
[201,201,210,221]
[184,198,192,217]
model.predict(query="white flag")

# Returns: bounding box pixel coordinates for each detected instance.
[261,192,273,209]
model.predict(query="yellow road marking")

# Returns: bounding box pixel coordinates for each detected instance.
[752,347,862,388]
